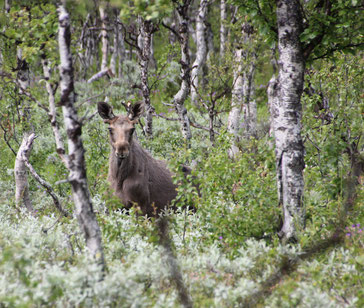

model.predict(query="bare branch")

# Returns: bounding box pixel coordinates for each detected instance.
[20,133,69,217]
[161,22,182,41]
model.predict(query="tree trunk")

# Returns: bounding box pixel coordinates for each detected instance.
[206,21,214,62]
[41,57,67,166]
[191,0,209,106]
[117,16,125,78]
[14,47,34,212]
[268,45,278,138]
[238,23,257,139]
[273,0,305,242]
[20,133,69,217]
[220,0,228,58]
[227,47,243,158]
[110,11,118,76]
[173,0,193,141]
[58,5,105,266]
[157,217,193,308]
[15,131,34,212]
[138,18,155,137]
[245,63,257,137]
[149,34,157,70]
[99,4,109,71]
[241,47,257,137]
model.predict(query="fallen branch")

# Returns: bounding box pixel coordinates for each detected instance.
[20,133,69,217]
[87,68,114,83]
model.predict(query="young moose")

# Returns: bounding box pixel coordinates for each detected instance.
[98,101,190,217]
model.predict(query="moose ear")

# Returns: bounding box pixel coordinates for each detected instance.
[128,101,144,121]
[97,102,115,121]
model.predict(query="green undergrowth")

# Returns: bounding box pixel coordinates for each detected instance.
[0,168,362,308]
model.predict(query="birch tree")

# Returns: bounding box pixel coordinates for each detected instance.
[171,0,193,140]
[272,0,305,241]
[227,22,257,157]
[191,0,209,106]
[14,47,34,213]
[220,0,228,58]
[58,4,105,265]
[240,23,257,138]
[110,10,119,76]
[138,18,157,137]
[99,3,109,72]
[227,45,243,158]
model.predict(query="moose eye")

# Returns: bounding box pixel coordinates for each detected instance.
[108,127,113,134]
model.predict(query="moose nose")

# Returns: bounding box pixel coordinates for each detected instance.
[115,143,129,159]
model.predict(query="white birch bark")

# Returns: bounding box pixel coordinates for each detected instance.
[206,21,214,62]
[5,0,10,13]
[14,47,34,212]
[41,58,67,166]
[15,131,34,212]
[173,0,193,140]
[138,18,154,137]
[87,68,110,83]
[99,4,109,71]
[227,47,243,158]
[268,45,278,138]
[117,16,125,78]
[273,0,305,241]
[110,15,118,76]
[149,34,157,70]
[20,133,69,217]
[220,0,228,58]
[241,50,257,138]
[58,5,105,265]
[78,13,90,80]
[191,0,209,105]
[247,68,257,137]
[237,23,257,139]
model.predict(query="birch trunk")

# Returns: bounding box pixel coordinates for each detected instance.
[228,23,257,157]
[241,52,257,138]
[99,4,109,71]
[110,12,118,76]
[227,47,243,158]
[191,0,208,105]
[20,133,69,217]
[138,18,154,137]
[268,45,278,138]
[220,0,227,58]
[41,57,67,166]
[149,34,157,70]
[117,17,125,78]
[206,21,214,62]
[58,5,105,265]
[14,47,34,212]
[5,0,10,13]
[78,13,90,80]
[173,0,193,140]
[273,0,305,241]
[15,131,34,212]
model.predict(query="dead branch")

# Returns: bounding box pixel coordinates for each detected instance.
[20,133,69,217]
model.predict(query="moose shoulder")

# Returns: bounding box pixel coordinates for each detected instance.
[98,101,193,217]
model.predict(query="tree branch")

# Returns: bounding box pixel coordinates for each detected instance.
[20,133,69,217]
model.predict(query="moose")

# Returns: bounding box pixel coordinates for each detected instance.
[98,101,195,217]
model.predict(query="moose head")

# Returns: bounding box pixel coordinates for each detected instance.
[97,101,144,161]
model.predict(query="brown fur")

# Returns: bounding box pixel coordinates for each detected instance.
[98,102,188,216]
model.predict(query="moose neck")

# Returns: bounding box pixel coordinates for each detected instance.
[109,142,135,185]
